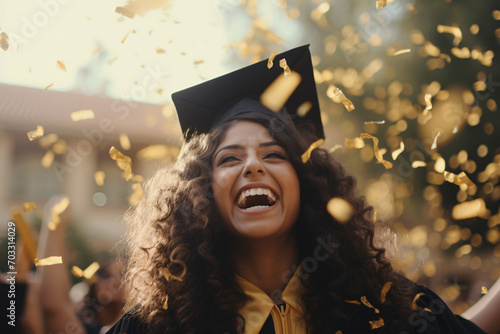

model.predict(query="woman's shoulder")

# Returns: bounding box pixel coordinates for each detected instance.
[106,312,148,334]
[402,276,486,334]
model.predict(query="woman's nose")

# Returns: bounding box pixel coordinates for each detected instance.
[243,154,265,176]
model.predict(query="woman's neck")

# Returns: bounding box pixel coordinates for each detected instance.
[232,233,299,296]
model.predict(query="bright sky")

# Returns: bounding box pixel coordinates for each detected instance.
[0,0,240,104]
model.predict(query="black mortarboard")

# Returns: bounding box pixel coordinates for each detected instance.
[171,44,323,141]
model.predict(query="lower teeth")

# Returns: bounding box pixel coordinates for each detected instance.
[245,205,269,210]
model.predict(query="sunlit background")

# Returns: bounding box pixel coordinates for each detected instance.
[1,0,499,314]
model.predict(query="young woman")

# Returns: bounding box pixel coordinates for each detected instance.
[107,46,489,333]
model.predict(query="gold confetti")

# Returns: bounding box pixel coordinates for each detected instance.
[260,71,301,112]
[431,131,440,150]
[345,300,361,305]
[360,133,393,169]
[345,137,365,149]
[423,93,433,116]
[451,47,471,59]
[44,83,54,91]
[52,140,67,154]
[35,256,63,266]
[22,202,36,212]
[156,48,165,54]
[364,120,385,124]
[38,133,59,149]
[91,45,101,54]
[56,60,66,72]
[434,156,445,173]
[94,171,105,186]
[369,318,385,330]
[279,58,291,76]
[444,171,475,188]
[392,49,411,56]
[297,101,312,117]
[327,85,355,111]
[380,282,392,303]
[437,25,462,46]
[361,296,380,313]
[71,110,94,121]
[0,32,9,51]
[163,267,183,282]
[327,197,354,223]
[41,150,54,168]
[194,60,204,65]
[391,141,404,160]
[119,133,131,150]
[10,207,38,262]
[27,125,44,141]
[163,295,169,310]
[121,30,131,44]
[452,199,489,220]
[481,286,488,294]
[376,0,387,9]
[115,6,135,19]
[71,266,84,277]
[109,146,133,181]
[83,262,100,279]
[412,292,425,310]
[48,197,70,231]
[129,183,143,206]
[267,51,278,69]
[301,139,324,163]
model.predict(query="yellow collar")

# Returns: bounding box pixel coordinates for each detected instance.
[235,266,308,333]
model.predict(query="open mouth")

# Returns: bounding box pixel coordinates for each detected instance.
[236,188,277,210]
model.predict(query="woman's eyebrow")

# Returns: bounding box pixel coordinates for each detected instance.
[214,144,243,160]
[259,141,284,149]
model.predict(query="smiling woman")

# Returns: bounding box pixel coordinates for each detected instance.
[106,46,489,334]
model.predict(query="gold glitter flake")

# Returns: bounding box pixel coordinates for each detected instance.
[361,296,380,313]
[44,83,54,91]
[71,110,94,121]
[327,85,355,111]
[22,202,36,212]
[327,197,354,223]
[267,51,278,69]
[94,171,105,186]
[412,292,425,310]
[380,282,392,303]
[361,133,393,169]
[35,256,63,266]
[481,286,488,294]
[56,60,66,72]
[10,208,38,262]
[129,183,143,206]
[0,32,9,51]
[115,6,135,19]
[452,199,489,220]
[109,146,133,181]
[345,137,365,149]
[260,71,301,112]
[27,125,44,141]
[369,317,385,330]
[163,267,183,282]
[437,25,462,46]
[392,49,411,56]
[297,101,313,117]
[279,58,291,76]
[119,133,131,150]
[301,139,324,163]
[391,141,404,160]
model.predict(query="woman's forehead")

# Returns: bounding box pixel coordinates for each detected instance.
[217,121,275,147]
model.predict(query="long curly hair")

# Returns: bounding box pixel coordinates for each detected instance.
[122,110,415,333]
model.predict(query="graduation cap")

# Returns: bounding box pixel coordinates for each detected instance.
[172,44,323,141]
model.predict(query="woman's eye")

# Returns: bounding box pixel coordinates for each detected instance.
[218,155,239,165]
[264,151,286,159]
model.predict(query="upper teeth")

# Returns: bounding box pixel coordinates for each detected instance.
[237,188,277,207]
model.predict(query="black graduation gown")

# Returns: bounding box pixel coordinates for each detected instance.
[106,283,486,334]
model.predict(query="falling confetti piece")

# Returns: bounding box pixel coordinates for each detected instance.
[451,47,471,59]
[345,137,365,149]
[279,58,291,76]
[481,286,488,294]
[267,51,278,69]
[412,292,425,310]
[260,71,301,112]
[52,140,67,154]
[115,6,135,19]
[163,267,183,282]
[0,32,9,51]
[327,197,354,223]
[121,30,131,44]
[327,85,355,111]
[434,156,445,173]
[376,0,387,9]
[361,296,380,313]
[156,48,165,54]
[392,49,411,56]
[380,282,392,303]
[431,131,440,150]
[129,183,143,206]
[44,83,54,91]
[328,144,343,153]
[194,60,204,65]
[38,133,59,149]
[109,146,133,181]
[10,208,38,262]
[41,150,54,168]
[83,262,100,279]
[364,120,385,124]
[452,198,489,220]
[119,133,131,150]
[301,139,324,163]
[423,93,433,115]
[91,45,101,54]
[27,125,44,141]
[94,171,105,186]
[437,25,462,46]
[391,141,404,160]
[23,202,36,212]
[443,171,475,188]
[56,60,66,72]
[71,266,84,277]
[35,256,63,266]
[369,318,385,330]
[71,110,95,121]
[163,295,169,310]
[360,133,393,169]
[345,300,361,305]
[48,197,70,231]
[297,101,312,117]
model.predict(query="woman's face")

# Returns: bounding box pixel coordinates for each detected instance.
[211,121,300,240]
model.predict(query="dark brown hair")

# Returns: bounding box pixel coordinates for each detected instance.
[122,111,414,333]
